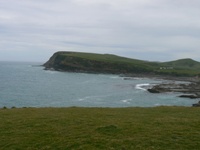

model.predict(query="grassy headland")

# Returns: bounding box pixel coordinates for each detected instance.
[1,107,200,149]
[44,51,200,77]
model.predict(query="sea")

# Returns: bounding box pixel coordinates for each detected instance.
[0,61,198,108]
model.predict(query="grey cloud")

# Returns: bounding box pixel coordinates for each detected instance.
[0,0,200,62]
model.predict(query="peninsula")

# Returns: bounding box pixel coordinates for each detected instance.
[44,51,200,77]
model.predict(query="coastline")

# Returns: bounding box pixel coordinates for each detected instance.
[122,73,198,82]
[123,73,200,106]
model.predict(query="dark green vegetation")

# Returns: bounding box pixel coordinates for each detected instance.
[44,51,200,76]
[1,107,200,149]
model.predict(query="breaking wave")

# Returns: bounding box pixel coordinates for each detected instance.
[135,83,150,91]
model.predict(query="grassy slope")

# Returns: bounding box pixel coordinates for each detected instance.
[46,51,200,76]
[63,52,159,69]
[1,107,200,150]
[160,58,200,76]
[63,52,145,64]
[162,58,200,69]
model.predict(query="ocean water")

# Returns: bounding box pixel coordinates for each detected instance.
[0,61,198,108]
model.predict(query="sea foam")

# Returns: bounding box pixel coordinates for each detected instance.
[135,83,150,91]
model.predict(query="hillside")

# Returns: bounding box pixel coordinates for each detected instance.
[44,51,200,77]
[162,58,200,69]
[158,58,200,76]
[1,107,200,149]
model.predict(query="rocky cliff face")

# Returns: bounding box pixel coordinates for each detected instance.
[43,51,79,71]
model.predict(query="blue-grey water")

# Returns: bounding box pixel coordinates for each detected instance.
[0,61,198,108]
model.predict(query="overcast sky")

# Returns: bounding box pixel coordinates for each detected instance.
[1,0,200,62]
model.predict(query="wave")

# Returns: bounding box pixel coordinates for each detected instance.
[121,99,132,103]
[78,96,97,101]
[135,83,150,91]
[110,76,123,79]
[123,77,146,80]
[78,94,110,101]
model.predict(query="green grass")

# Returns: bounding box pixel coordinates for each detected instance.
[1,107,200,149]
[63,52,154,70]
[64,52,145,64]
[162,58,200,69]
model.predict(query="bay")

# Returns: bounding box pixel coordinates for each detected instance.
[0,61,197,108]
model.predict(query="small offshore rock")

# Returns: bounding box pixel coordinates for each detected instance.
[147,88,160,93]
[179,95,199,99]
[192,101,200,107]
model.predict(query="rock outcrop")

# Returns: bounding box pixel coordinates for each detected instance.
[179,95,199,99]
[148,82,200,99]
[192,101,200,107]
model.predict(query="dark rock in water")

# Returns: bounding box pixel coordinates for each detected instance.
[179,95,199,99]
[147,81,200,107]
[147,89,160,93]
[148,82,200,107]
[147,84,173,93]
[192,101,200,107]
[148,82,200,96]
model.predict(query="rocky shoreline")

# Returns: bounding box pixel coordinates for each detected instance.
[145,77,200,107]
[123,74,200,106]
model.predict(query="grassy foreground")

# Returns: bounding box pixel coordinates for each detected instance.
[1,107,200,150]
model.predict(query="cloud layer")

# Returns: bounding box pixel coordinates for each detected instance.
[1,0,200,62]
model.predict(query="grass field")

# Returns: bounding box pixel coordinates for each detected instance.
[1,107,200,150]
